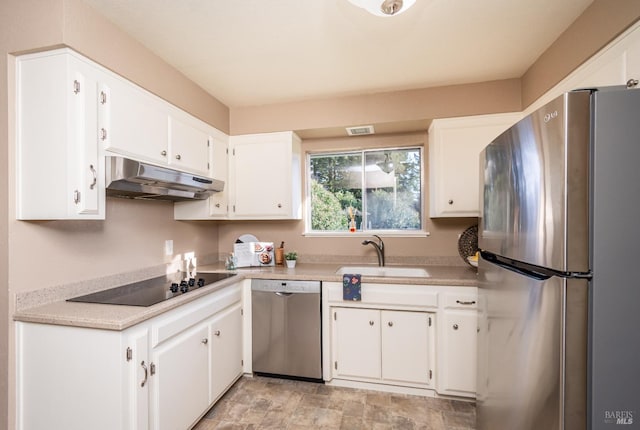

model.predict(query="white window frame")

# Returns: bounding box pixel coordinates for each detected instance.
[304,146,429,237]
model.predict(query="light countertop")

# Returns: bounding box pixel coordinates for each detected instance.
[13,263,477,331]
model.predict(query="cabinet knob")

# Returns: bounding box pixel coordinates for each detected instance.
[369,320,374,326]
[73,80,81,94]
[201,338,209,345]
[215,203,221,208]
[448,199,454,205]
[388,321,393,327]
[627,79,639,88]
[277,203,282,208]
[175,154,181,160]
[99,91,107,104]
[214,330,221,336]
[453,324,459,330]
[100,128,107,141]
[161,150,167,156]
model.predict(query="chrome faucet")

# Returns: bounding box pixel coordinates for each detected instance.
[362,235,385,266]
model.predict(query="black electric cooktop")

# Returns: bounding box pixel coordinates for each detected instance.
[67,272,236,307]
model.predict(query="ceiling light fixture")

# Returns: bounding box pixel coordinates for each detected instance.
[346,0,416,17]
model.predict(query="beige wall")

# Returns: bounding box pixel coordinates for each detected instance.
[230,79,522,135]
[218,132,476,264]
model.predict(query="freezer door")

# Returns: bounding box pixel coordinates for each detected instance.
[477,258,587,430]
[479,91,590,272]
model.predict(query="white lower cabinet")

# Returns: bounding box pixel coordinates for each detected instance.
[209,303,244,402]
[16,282,243,430]
[381,310,431,385]
[437,291,478,397]
[332,307,434,387]
[16,323,149,430]
[150,324,209,430]
[324,282,477,398]
[333,307,381,380]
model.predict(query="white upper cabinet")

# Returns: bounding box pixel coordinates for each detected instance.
[176,131,303,220]
[98,73,169,166]
[16,49,105,220]
[98,72,213,177]
[428,113,521,218]
[174,130,230,220]
[167,110,212,176]
[228,131,302,219]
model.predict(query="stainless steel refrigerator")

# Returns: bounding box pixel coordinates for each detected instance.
[477,86,640,430]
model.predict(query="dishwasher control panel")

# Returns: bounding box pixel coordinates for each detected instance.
[251,279,321,293]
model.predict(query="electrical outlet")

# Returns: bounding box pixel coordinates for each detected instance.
[165,240,173,256]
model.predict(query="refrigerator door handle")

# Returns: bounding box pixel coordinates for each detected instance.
[480,250,592,280]
[480,250,553,280]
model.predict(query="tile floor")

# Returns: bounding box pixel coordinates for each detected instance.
[192,376,476,430]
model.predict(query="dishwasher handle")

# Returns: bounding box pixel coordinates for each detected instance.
[275,291,293,297]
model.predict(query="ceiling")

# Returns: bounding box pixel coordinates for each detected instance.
[83,0,593,111]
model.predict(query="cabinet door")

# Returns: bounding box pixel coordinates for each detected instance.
[209,303,243,402]
[173,133,229,220]
[438,310,477,396]
[168,114,210,176]
[126,328,150,430]
[16,50,105,220]
[229,131,301,219]
[208,135,229,216]
[332,307,381,380]
[150,324,209,430]
[381,311,431,385]
[231,137,289,217]
[98,75,168,165]
[429,114,521,217]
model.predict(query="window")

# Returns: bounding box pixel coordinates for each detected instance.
[308,147,422,233]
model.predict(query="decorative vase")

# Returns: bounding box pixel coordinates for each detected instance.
[285,260,296,268]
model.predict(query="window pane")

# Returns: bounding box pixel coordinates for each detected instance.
[310,153,362,231]
[309,147,422,233]
[364,149,421,230]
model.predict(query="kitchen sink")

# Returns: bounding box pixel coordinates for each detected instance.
[335,266,430,278]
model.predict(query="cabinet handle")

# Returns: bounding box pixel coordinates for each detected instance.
[201,338,209,345]
[627,79,639,88]
[456,300,476,305]
[448,199,454,205]
[175,154,181,160]
[73,80,80,94]
[214,330,221,336]
[369,320,374,326]
[140,361,148,387]
[89,164,97,190]
[388,321,393,327]
[453,324,459,330]
[73,190,80,204]
[100,128,107,141]
[161,150,167,156]
[99,91,107,104]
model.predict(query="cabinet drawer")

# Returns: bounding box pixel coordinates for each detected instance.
[327,283,438,309]
[152,283,241,347]
[441,291,478,310]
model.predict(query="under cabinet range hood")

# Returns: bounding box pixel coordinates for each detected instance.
[105,156,224,201]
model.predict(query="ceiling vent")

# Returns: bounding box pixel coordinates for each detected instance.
[346,125,375,136]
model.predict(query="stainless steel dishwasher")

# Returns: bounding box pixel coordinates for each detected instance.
[251,279,322,381]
